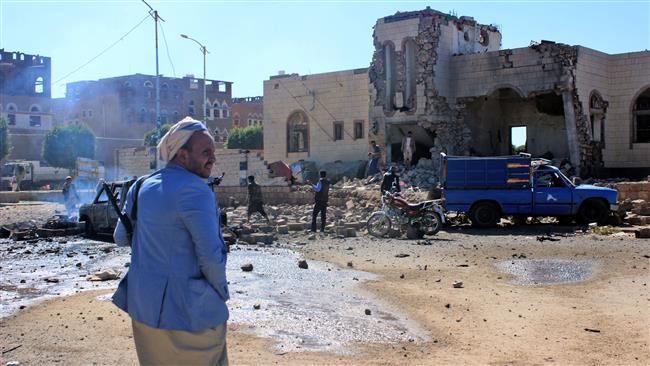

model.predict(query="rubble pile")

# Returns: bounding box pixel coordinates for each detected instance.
[223,180,433,245]
[0,215,82,241]
[399,158,438,188]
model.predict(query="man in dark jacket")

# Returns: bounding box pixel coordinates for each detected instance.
[380,166,401,195]
[247,175,270,224]
[310,170,330,232]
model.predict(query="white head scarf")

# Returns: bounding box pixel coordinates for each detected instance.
[157,117,208,161]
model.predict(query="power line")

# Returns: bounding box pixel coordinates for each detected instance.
[158,21,176,77]
[54,14,150,86]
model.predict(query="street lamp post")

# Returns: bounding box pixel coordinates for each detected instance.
[181,34,208,125]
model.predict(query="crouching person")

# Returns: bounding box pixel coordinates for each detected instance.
[113,117,229,365]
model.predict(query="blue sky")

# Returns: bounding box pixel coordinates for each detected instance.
[1,0,649,99]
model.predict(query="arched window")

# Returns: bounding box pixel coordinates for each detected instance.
[403,38,417,110]
[589,91,607,143]
[34,76,44,94]
[6,103,17,125]
[383,42,396,112]
[144,81,153,88]
[633,87,650,143]
[30,105,40,113]
[287,111,309,153]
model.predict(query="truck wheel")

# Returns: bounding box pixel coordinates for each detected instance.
[470,202,500,228]
[84,220,95,238]
[577,200,608,226]
[367,212,391,238]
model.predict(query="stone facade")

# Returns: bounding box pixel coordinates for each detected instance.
[263,69,370,165]
[231,96,263,128]
[0,49,54,161]
[52,74,233,176]
[114,147,277,187]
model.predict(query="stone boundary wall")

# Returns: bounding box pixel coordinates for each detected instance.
[611,181,650,201]
[114,147,282,186]
[0,189,96,204]
[213,186,344,207]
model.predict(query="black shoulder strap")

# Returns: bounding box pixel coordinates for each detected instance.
[129,170,161,224]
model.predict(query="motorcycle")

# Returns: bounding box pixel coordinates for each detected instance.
[367,190,445,239]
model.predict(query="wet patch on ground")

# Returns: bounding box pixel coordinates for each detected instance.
[1,239,426,354]
[495,259,600,285]
[227,247,427,354]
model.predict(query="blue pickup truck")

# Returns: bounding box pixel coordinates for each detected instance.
[440,153,618,227]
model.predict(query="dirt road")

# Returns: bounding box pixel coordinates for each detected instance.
[0,203,648,365]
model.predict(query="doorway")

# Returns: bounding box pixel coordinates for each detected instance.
[510,126,527,154]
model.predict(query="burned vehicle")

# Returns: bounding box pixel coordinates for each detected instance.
[79,179,135,237]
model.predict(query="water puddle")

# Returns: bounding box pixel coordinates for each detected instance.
[495,259,599,285]
[228,247,426,353]
[0,239,426,354]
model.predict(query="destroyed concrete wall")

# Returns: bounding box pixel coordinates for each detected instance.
[263,69,370,165]
[369,9,501,168]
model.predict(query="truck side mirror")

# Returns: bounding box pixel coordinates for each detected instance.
[572,177,582,186]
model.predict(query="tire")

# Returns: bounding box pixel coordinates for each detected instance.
[422,212,442,235]
[576,199,608,226]
[469,202,500,228]
[367,212,391,238]
[406,225,424,239]
[84,219,95,238]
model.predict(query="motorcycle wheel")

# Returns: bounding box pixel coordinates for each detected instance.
[367,212,391,238]
[423,212,442,236]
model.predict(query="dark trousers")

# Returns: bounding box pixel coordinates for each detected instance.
[311,201,327,232]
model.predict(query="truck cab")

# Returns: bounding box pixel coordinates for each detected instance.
[441,154,618,227]
[79,179,135,236]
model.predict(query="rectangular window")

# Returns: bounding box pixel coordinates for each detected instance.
[333,121,344,141]
[354,120,364,140]
[7,114,16,125]
[29,115,42,127]
[636,114,650,143]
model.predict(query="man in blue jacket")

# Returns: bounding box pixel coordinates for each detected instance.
[113,117,229,365]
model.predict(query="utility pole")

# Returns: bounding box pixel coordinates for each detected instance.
[180,34,209,125]
[142,0,164,136]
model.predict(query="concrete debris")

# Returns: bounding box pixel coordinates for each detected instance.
[298,260,308,269]
[241,263,254,272]
[634,228,650,239]
[87,269,121,281]
[452,281,464,288]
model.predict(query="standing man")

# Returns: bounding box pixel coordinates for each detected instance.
[401,131,416,168]
[310,170,330,232]
[62,176,80,219]
[246,175,270,224]
[112,117,229,365]
[367,141,382,177]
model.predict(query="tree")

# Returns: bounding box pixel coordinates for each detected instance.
[224,125,263,150]
[42,123,95,169]
[0,117,10,161]
[143,123,172,147]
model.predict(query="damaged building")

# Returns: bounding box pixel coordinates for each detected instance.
[0,49,55,161]
[52,74,233,175]
[264,7,650,178]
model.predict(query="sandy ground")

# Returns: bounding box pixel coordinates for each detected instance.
[1,203,648,365]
